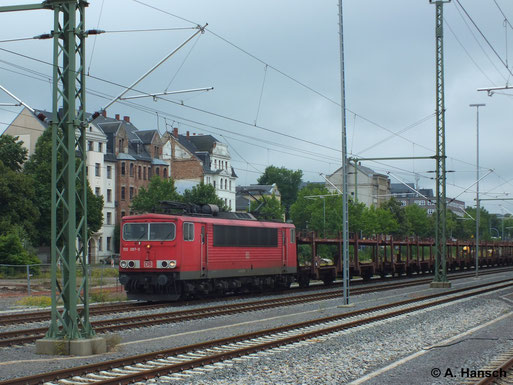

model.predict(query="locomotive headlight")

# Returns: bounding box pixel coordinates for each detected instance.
[169,260,177,268]
[146,244,151,249]
[120,260,127,268]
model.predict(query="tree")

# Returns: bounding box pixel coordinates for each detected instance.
[380,198,407,237]
[404,204,431,238]
[249,194,284,221]
[182,182,228,211]
[0,161,39,242]
[131,176,181,213]
[257,166,303,216]
[0,231,39,266]
[0,134,28,172]
[23,128,103,245]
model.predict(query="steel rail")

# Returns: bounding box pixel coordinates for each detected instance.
[1,280,512,385]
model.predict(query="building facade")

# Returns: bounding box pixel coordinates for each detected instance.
[326,163,391,207]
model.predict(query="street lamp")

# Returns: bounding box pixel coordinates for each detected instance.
[469,103,485,277]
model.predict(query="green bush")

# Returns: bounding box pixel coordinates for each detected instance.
[15,296,52,307]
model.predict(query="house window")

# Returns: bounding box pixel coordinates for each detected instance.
[98,142,103,152]
[106,237,112,251]
[225,161,228,169]
[229,180,232,191]
[213,180,216,188]
[95,163,100,177]
[163,168,168,178]
[121,162,126,176]
[88,141,93,151]
[98,237,103,251]
[214,160,217,169]
[130,163,134,177]
[130,187,134,200]
[107,212,112,225]
[143,167,146,180]
[121,210,126,218]
[138,166,141,179]
[156,167,160,176]
[107,189,112,202]
[95,187,100,196]
[107,165,112,179]
[121,186,126,200]
[148,168,152,178]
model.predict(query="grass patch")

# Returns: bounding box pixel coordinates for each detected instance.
[105,334,122,352]
[91,267,119,278]
[90,291,126,303]
[15,296,52,308]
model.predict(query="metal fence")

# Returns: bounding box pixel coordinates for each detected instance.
[0,263,121,296]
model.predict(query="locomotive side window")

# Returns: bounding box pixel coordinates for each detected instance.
[149,223,176,241]
[213,225,277,247]
[290,228,296,243]
[183,222,194,241]
[123,223,148,241]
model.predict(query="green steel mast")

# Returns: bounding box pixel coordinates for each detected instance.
[430,0,451,287]
[0,0,96,345]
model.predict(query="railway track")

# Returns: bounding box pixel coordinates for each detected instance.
[1,266,510,329]
[1,279,512,385]
[0,269,512,350]
[0,268,508,347]
[1,269,511,348]
[465,349,513,385]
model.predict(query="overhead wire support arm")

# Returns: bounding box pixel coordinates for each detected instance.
[0,85,34,112]
[93,23,207,119]
[120,87,214,101]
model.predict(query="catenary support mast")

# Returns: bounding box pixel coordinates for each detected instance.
[338,0,350,304]
[430,0,451,288]
[0,1,101,352]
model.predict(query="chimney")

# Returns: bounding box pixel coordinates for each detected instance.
[123,116,130,123]
[173,127,178,137]
[115,114,120,120]
[101,110,107,117]
[186,131,190,138]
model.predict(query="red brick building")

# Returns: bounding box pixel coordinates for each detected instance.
[96,114,168,224]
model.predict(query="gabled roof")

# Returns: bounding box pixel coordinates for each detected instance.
[186,134,219,152]
[137,130,158,144]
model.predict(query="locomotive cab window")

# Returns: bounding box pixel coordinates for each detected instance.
[149,223,176,241]
[123,222,176,241]
[183,222,194,241]
[290,228,296,243]
[123,223,148,241]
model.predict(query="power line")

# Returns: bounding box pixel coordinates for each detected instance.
[454,0,513,78]
[444,18,496,85]
[453,2,508,82]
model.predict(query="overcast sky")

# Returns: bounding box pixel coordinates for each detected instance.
[1,0,512,216]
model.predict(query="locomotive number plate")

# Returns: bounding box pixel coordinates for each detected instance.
[144,261,152,268]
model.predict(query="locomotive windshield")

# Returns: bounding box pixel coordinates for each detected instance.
[123,222,176,241]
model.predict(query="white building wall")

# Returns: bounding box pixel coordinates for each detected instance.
[209,143,236,211]
[85,124,110,264]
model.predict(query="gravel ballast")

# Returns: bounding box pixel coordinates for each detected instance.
[0,272,512,383]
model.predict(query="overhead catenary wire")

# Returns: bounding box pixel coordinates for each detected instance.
[454,0,513,78]
[2,4,510,206]
[87,0,105,75]
[444,18,496,85]
[453,2,508,82]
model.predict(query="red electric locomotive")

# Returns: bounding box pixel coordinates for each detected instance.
[119,204,297,301]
